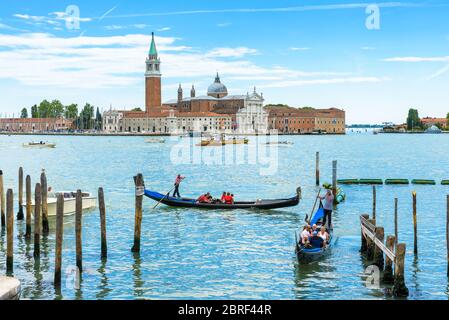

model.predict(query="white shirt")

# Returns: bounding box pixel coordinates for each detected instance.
[301,230,310,242]
[319,232,328,241]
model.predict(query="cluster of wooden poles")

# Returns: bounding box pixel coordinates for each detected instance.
[0,167,107,289]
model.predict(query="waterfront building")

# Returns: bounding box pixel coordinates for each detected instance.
[102,109,125,133]
[268,107,345,134]
[235,88,268,134]
[0,117,73,132]
[421,117,447,128]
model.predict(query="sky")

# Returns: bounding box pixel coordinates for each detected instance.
[0,0,448,124]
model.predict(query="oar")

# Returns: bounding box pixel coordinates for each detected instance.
[152,186,176,210]
[307,188,322,224]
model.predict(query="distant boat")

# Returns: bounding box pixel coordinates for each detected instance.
[145,138,165,143]
[425,125,442,134]
[23,141,56,148]
[26,191,97,216]
[265,141,294,145]
[197,134,248,146]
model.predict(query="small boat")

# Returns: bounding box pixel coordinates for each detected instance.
[295,204,333,263]
[145,138,165,143]
[197,136,249,147]
[265,141,294,145]
[26,191,97,216]
[23,141,56,148]
[144,187,301,210]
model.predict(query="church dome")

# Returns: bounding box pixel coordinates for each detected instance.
[207,73,228,97]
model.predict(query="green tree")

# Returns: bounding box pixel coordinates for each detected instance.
[38,100,52,118]
[131,107,143,112]
[95,107,102,130]
[20,108,28,118]
[50,100,64,117]
[446,112,449,129]
[65,104,78,119]
[406,108,422,130]
[31,105,39,118]
[80,103,94,130]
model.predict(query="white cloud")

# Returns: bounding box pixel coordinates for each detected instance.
[206,47,259,58]
[289,47,311,51]
[384,56,449,62]
[217,22,232,27]
[0,32,384,90]
[157,27,171,32]
[260,77,389,88]
[361,46,376,50]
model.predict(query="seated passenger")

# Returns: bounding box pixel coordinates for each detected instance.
[197,193,212,203]
[318,227,329,247]
[221,192,227,203]
[300,225,311,245]
[224,192,233,204]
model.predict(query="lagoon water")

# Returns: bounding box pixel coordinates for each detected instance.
[1,132,449,300]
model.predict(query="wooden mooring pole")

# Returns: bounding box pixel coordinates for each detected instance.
[0,170,5,229]
[372,185,376,219]
[6,189,14,273]
[412,192,418,255]
[360,214,369,252]
[394,198,398,245]
[54,194,64,287]
[447,195,449,277]
[315,152,320,186]
[98,187,107,260]
[41,171,49,235]
[33,183,41,259]
[75,190,83,272]
[366,218,376,260]
[332,160,337,198]
[17,167,24,220]
[131,174,144,254]
[25,175,32,240]
[393,243,409,297]
[373,227,384,271]
[382,235,395,283]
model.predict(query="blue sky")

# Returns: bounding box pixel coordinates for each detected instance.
[0,0,448,124]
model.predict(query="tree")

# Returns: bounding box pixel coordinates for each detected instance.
[406,108,422,130]
[38,100,52,118]
[65,104,78,119]
[446,112,449,129]
[131,107,143,112]
[20,108,28,118]
[50,100,64,117]
[95,107,102,130]
[79,103,94,130]
[31,105,39,118]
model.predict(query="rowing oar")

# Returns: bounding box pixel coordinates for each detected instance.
[306,188,321,224]
[152,178,187,210]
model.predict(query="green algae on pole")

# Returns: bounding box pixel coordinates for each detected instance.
[17,167,24,220]
[358,179,383,185]
[411,179,436,185]
[337,179,359,185]
[6,189,14,274]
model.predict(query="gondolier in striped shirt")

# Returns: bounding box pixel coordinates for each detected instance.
[319,189,334,230]
[172,174,185,198]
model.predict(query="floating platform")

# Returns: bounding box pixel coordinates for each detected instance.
[442,180,449,185]
[0,277,21,300]
[358,179,383,185]
[337,179,359,185]
[411,179,436,185]
[385,179,410,185]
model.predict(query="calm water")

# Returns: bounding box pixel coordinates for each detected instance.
[1,133,449,300]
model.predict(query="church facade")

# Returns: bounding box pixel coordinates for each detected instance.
[103,33,268,134]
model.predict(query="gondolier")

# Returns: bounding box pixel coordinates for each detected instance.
[319,189,334,230]
[172,174,185,198]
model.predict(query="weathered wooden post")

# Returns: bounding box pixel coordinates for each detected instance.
[373,227,385,270]
[394,198,398,245]
[98,187,107,260]
[41,171,49,235]
[383,235,395,283]
[412,191,418,255]
[393,243,409,297]
[131,174,145,253]
[0,170,5,228]
[33,183,41,259]
[315,152,320,186]
[54,194,64,287]
[332,161,337,198]
[447,195,449,277]
[360,214,369,253]
[25,175,32,240]
[6,189,14,273]
[366,218,376,260]
[75,190,83,272]
[17,167,24,220]
[372,185,376,219]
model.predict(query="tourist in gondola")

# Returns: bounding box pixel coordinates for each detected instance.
[197,192,211,203]
[318,226,329,247]
[221,192,227,203]
[172,174,185,198]
[318,189,334,230]
[300,225,311,245]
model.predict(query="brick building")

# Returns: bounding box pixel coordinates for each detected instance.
[0,117,74,132]
[268,107,346,134]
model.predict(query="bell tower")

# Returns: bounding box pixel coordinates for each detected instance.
[145,32,161,113]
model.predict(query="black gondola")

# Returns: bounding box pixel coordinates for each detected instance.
[295,204,333,263]
[144,188,301,210]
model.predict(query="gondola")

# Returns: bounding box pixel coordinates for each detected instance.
[144,187,301,210]
[295,204,333,263]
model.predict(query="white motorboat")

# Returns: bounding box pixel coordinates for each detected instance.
[23,141,56,148]
[145,138,165,143]
[26,191,97,216]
